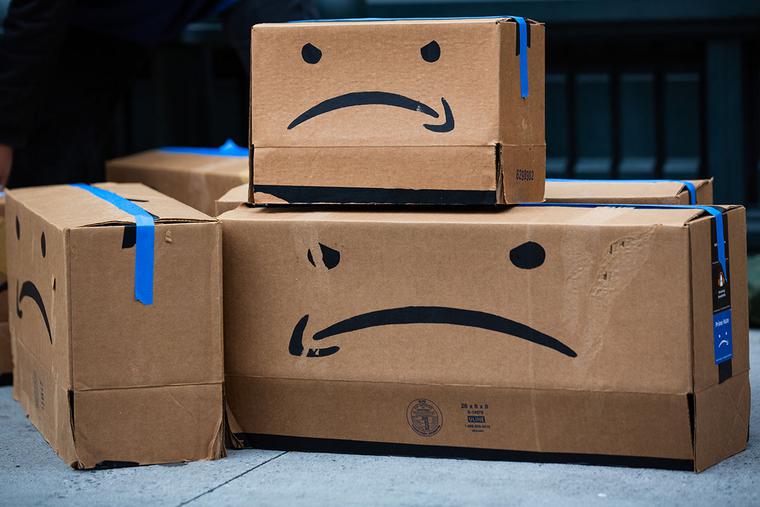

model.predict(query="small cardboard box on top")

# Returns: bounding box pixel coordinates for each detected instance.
[250,17,545,205]
[107,140,248,216]
[7,183,224,469]
[545,178,713,204]
[0,195,9,385]
[221,204,748,471]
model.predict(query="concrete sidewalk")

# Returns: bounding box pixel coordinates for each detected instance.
[1,335,758,507]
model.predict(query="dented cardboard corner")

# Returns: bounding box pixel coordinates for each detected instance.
[545,178,713,205]
[7,183,225,469]
[250,17,545,205]
[220,203,748,471]
[107,147,248,216]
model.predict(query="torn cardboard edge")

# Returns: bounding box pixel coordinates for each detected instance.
[545,178,713,205]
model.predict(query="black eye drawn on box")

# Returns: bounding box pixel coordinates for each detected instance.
[307,243,341,269]
[509,241,545,270]
[302,43,322,64]
[420,40,440,62]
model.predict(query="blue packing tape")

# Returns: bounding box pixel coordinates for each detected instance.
[547,178,697,205]
[289,16,529,99]
[72,184,155,305]
[159,138,247,157]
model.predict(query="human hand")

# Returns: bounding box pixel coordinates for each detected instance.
[0,144,12,188]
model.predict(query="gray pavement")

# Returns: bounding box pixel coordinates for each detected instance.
[2,334,759,507]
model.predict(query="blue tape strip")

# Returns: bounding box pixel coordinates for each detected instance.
[72,184,155,305]
[290,15,529,98]
[547,179,697,205]
[159,139,247,157]
[514,17,528,99]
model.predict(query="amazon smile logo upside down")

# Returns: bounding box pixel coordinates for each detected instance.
[289,306,576,359]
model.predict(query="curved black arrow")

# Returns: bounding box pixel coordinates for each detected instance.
[287,91,454,133]
[289,306,576,358]
[17,280,53,344]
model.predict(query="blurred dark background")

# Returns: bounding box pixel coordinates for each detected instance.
[1,0,758,243]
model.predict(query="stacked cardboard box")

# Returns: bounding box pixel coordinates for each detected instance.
[107,140,248,216]
[7,183,224,468]
[221,204,747,471]
[8,16,747,473]
[545,178,713,204]
[249,17,545,205]
[218,16,749,472]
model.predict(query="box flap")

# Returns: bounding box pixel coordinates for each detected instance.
[546,180,692,200]
[227,376,695,464]
[264,17,542,28]
[693,372,750,471]
[71,384,225,469]
[7,183,215,230]
[223,203,718,228]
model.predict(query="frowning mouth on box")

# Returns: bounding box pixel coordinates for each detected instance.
[16,280,52,344]
[288,306,576,359]
[287,92,455,133]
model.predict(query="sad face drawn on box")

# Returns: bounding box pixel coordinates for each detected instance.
[14,217,53,344]
[13,215,141,345]
[287,41,455,133]
[289,241,577,359]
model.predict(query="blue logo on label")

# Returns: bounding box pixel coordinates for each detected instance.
[713,308,733,364]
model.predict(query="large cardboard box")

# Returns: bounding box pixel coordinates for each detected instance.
[545,178,713,204]
[7,183,224,469]
[216,184,248,216]
[221,204,748,471]
[250,17,545,205]
[0,195,9,385]
[107,141,248,216]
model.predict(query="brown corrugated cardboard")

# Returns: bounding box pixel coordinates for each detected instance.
[545,178,713,204]
[215,184,248,216]
[7,183,225,469]
[221,204,748,471]
[250,17,545,205]
[107,145,248,216]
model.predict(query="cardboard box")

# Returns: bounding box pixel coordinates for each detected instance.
[7,183,224,469]
[216,184,248,216]
[221,204,748,471]
[545,178,713,204]
[0,195,9,385]
[250,17,545,205]
[107,140,248,216]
